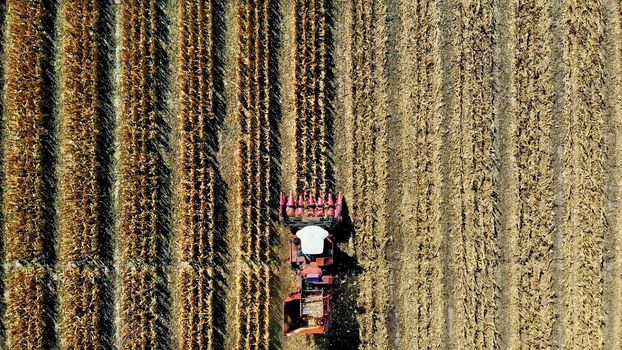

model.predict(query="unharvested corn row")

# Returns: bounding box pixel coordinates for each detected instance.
[3,1,55,348]
[117,0,168,348]
[174,0,221,349]
[397,0,445,348]
[58,0,112,347]
[350,0,390,348]
[559,2,608,348]
[506,0,556,348]
[447,1,498,348]
[235,0,273,348]
[294,0,330,194]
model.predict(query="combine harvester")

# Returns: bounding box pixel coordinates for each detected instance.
[278,192,343,336]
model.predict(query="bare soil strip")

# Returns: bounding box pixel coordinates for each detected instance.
[3,1,56,348]
[446,1,498,348]
[173,1,224,348]
[396,0,445,348]
[234,0,274,348]
[294,0,330,194]
[500,1,557,348]
[350,0,390,348]
[117,0,169,347]
[559,2,608,348]
[57,0,114,347]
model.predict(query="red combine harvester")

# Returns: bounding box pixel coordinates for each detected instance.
[278,192,343,336]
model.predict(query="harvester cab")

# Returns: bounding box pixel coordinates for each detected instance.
[279,192,343,336]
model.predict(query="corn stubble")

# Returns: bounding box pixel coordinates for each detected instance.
[350,0,390,348]
[234,0,274,349]
[397,0,445,348]
[3,1,54,348]
[505,0,556,348]
[117,0,168,348]
[57,0,112,348]
[446,1,498,348]
[174,0,220,349]
[559,1,608,348]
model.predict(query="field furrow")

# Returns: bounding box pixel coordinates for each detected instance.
[503,0,556,348]
[350,0,390,348]
[559,2,608,348]
[234,0,274,348]
[174,0,224,348]
[447,1,498,348]
[57,0,113,347]
[3,1,55,348]
[397,0,445,348]
[294,0,329,193]
[117,0,169,347]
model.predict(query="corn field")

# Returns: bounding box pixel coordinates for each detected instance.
[0,0,621,349]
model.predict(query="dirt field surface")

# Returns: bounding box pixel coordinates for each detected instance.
[1,0,621,349]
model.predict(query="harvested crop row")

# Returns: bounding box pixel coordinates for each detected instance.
[3,0,55,348]
[446,1,497,348]
[57,0,112,347]
[117,0,169,348]
[504,0,556,348]
[174,0,222,349]
[559,2,608,348]
[350,0,390,348]
[396,0,445,348]
[294,0,329,193]
[234,0,274,348]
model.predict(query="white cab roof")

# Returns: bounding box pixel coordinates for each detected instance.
[296,226,329,255]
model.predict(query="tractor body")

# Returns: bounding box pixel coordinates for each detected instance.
[279,192,343,336]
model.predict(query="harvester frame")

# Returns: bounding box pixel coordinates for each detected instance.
[279,192,343,336]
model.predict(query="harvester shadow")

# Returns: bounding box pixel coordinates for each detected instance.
[315,200,362,350]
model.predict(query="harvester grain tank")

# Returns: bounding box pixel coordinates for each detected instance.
[278,192,343,335]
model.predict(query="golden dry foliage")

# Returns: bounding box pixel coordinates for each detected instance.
[176,266,215,349]
[397,0,445,348]
[3,0,49,263]
[174,0,219,348]
[447,1,498,348]
[505,0,556,348]
[5,267,52,350]
[350,0,390,348]
[58,0,102,263]
[57,0,111,347]
[234,0,273,348]
[3,1,54,348]
[117,0,168,348]
[58,267,108,349]
[559,1,608,348]
[294,0,329,194]
[119,266,166,349]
